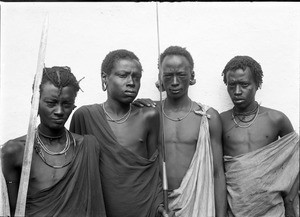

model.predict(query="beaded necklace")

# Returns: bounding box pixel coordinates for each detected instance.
[35,129,76,169]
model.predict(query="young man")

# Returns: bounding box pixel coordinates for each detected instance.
[220,56,299,217]
[135,46,227,217]
[69,49,164,217]
[1,66,106,217]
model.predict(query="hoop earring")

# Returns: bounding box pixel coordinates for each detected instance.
[102,83,107,91]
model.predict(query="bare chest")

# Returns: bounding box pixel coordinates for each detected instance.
[163,113,201,147]
[223,116,279,156]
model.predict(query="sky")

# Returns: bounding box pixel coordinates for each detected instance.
[1,2,299,144]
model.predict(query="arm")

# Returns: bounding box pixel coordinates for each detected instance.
[1,140,24,216]
[208,108,227,217]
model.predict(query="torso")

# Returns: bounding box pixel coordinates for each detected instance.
[12,133,83,194]
[221,106,289,157]
[160,101,203,190]
[106,105,158,159]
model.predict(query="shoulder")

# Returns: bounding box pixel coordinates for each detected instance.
[220,109,232,122]
[260,106,294,134]
[1,135,26,163]
[132,105,160,119]
[260,106,288,121]
[73,104,100,114]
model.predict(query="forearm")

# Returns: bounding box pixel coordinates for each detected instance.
[214,173,227,217]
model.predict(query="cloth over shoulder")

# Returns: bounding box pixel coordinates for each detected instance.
[70,104,163,217]
[224,131,299,217]
[25,134,106,217]
[168,103,215,217]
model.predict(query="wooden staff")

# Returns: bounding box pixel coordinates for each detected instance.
[14,14,49,217]
[155,3,169,214]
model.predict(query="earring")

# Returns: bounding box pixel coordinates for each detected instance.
[189,79,196,85]
[102,83,107,91]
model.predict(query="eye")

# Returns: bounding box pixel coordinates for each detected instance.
[241,83,249,87]
[46,101,56,107]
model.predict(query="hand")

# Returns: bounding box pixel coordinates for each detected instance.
[284,201,296,217]
[157,205,175,217]
[132,98,156,107]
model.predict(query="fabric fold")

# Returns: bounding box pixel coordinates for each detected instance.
[25,135,106,217]
[70,104,163,217]
[224,131,299,217]
[168,103,215,217]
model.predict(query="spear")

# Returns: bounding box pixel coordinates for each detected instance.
[155,3,169,215]
[14,14,49,217]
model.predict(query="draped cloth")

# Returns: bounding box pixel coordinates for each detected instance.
[168,103,215,217]
[0,156,10,217]
[25,135,106,217]
[224,131,299,217]
[70,104,163,217]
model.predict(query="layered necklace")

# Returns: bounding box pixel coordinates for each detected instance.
[35,128,76,169]
[102,102,132,124]
[162,99,193,122]
[232,101,260,128]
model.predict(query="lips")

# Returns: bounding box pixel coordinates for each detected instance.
[169,89,181,94]
[124,90,137,96]
[233,98,245,103]
[52,119,65,124]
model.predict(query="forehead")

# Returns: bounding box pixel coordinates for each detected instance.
[161,55,191,70]
[41,82,76,98]
[112,58,142,72]
[226,67,254,82]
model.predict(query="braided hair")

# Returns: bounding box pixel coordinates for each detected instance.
[222,56,264,89]
[39,66,80,95]
[159,46,194,70]
[101,49,142,75]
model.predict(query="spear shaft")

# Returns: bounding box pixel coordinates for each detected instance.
[155,2,169,213]
[14,15,49,217]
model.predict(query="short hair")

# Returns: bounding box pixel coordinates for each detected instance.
[101,49,142,75]
[39,66,80,95]
[222,56,263,88]
[159,46,194,70]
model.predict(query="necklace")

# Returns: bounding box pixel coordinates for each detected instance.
[232,105,260,128]
[36,128,70,156]
[162,99,193,122]
[35,130,76,169]
[102,102,132,124]
[233,101,259,116]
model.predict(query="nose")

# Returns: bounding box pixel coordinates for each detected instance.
[234,85,242,95]
[172,75,179,86]
[127,75,135,87]
[54,104,64,116]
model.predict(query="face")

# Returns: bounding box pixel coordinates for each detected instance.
[38,82,76,134]
[226,67,258,111]
[161,55,193,100]
[104,58,142,104]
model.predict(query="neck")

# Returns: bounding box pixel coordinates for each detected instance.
[104,99,131,115]
[38,125,66,140]
[234,101,258,114]
[164,96,191,111]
